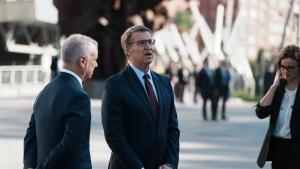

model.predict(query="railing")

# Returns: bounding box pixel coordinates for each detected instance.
[0,65,50,86]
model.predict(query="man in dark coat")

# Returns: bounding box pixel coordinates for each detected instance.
[214,60,231,120]
[101,25,180,169]
[196,58,215,120]
[23,34,98,169]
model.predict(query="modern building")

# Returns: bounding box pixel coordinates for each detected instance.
[0,0,59,97]
[196,0,299,60]
[232,0,300,60]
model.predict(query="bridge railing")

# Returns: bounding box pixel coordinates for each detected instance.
[0,65,50,87]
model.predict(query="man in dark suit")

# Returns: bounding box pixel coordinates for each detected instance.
[196,58,215,121]
[101,25,180,169]
[23,34,98,169]
[176,64,189,103]
[214,60,231,120]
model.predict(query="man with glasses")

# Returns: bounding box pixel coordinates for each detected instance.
[101,25,180,169]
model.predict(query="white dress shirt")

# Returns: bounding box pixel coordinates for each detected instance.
[129,63,158,101]
[273,87,297,139]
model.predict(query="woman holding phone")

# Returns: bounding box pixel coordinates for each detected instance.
[256,45,300,169]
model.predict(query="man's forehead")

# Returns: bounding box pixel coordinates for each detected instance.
[131,31,151,38]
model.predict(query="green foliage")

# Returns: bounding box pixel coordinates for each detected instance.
[232,90,261,102]
[173,10,193,32]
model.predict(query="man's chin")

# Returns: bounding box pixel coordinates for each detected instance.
[82,76,92,82]
[146,59,153,64]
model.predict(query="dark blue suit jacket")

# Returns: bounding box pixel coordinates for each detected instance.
[101,66,180,169]
[214,66,231,99]
[196,67,214,98]
[23,72,92,169]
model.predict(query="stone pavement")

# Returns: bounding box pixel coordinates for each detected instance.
[0,96,271,169]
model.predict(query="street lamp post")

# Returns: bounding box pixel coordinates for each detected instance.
[278,0,295,51]
[294,4,299,45]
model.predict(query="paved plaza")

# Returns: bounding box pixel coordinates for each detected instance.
[0,95,271,169]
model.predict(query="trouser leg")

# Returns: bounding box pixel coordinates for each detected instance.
[222,95,226,119]
[202,97,207,120]
[211,94,217,121]
[212,91,219,120]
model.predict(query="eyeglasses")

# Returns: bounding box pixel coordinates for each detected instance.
[278,64,299,72]
[128,39,155,47]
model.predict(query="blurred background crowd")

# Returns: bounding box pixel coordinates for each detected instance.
[0,0,299,101]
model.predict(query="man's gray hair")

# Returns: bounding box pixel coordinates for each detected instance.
[120,25,151,52]
[61,34,98,64]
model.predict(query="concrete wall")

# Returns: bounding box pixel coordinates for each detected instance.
[0,0,35,22]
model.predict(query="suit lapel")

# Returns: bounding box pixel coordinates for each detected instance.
[124,66,153,114]
[291,84,300,120]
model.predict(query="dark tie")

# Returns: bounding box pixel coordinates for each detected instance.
[143,74,158,119]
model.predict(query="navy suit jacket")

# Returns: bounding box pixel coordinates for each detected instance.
[196,67,214,98]
[101,66,180,169]
[23,72,92,169]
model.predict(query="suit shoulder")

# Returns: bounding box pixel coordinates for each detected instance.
[105,71,124,84]
[152,71,170,81]
[104,70,128,91]
[44,78,87,97]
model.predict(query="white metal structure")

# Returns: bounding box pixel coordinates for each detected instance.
[189,0,255,95]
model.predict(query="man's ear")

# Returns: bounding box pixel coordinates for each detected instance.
[78,55,86,68]
[125,45,131,56]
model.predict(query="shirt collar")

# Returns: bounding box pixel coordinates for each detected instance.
[129,63,152,80]
[60,68,83,87]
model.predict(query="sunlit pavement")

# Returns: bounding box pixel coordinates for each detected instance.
[0,95,271,169]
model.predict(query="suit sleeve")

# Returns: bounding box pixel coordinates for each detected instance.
[255,103,272,119]
[23,112,37,169]
[37,93,91,169]
[101,78,143,169]
[163,78,180,168]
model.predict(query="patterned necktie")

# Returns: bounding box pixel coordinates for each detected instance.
[143,74,158,119]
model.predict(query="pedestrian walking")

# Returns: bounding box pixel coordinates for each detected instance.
[176,64,189,103]
[196,58,215,121]
[214,60,231,120]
